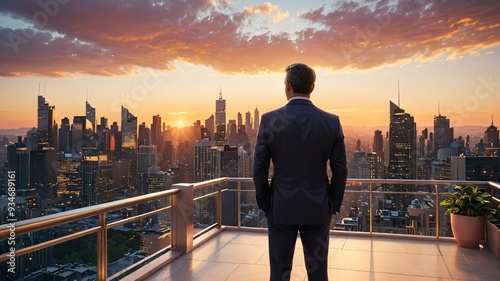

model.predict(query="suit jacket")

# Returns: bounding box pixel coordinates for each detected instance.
[253,98,347,225]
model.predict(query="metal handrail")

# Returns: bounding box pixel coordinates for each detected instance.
[193,177,229,189]
[227,177,491,186]
[0,188,180,239]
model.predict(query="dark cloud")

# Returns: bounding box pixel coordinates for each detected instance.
[0,0,499,77]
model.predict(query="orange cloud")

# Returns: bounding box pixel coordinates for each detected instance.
[273,10,289,23]
[0,0,499,77]
[243,2,277,15]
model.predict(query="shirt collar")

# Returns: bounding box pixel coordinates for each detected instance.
[289,96,310,101]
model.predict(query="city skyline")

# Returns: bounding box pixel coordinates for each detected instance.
[1,1,500,129]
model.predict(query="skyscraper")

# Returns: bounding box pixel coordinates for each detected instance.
[137,145,158,196]
[37,95,49,142]
[227,119,237,137]
[484,121,499,148]
[418,128,428,158]
[238,146,252,177]
[194,139,220,182]
[99,117,108,130]
[86,101,97,133]
[71,116,91,154]
[366,152,384,179]
[6,137,30,191]
[58,117,71,153]
[96,117,110,155]
[160,140,173,171]
[237,112,243,133]
[121,106,138,186]
[30,147,57,200]
[388,101,417,180]
[254,106,260,132]
[373,130,384,162]
[221,145,238,177]
[112,158,129,190]
[175,141,194,183]
[387,101,417,210]
[151,114,163,151]
[121,106,138,150]
[215,90,226,146]
[138,122,150,146]
[205,114,215,141]
[348,149,371,179]
[110,121,121,154]
[37,95,58,148]
[245,111,252,133]
[451,156,500,181]
[79,155,114,206]
[56,153,81,203]
[137,145,157,175]
[433,114,453,155]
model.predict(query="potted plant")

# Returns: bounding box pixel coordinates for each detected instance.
[487,206,500,259]
[439,185,495,248]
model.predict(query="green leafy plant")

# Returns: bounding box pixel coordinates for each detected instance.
[490,206,500,225]
[439,185,495,217]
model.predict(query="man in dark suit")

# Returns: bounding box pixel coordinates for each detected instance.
[253,63,347,281]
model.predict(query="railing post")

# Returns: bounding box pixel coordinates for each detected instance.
[237,180,241,229]
[369,183,373,234]
[435,184,440,239]
[97,213,107,281]
[217,183,222,228]
[172,183,194,254]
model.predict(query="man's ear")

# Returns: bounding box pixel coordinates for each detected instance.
[310,83,315,93]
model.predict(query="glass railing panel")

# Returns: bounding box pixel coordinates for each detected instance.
[193,184,220,238]
[1,227,99,281]
[224,178,499,239]
[107,197,173,280]
[221,181,238,227]
[222,180,263,228]
[341,181,445,236]
[333,182,372,233]
[193,197,216,236]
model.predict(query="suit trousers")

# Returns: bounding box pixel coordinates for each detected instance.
[267,219,331,281]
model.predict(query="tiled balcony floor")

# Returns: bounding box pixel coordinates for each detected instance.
[143,230,500,281]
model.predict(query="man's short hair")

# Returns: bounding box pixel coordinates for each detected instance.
[285,63,316,95]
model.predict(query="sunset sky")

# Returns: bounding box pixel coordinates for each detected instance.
[1,0,499,130]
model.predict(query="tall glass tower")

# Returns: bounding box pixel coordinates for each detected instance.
[215,90,226,146]
[254,106,260,132]
[485,121,499,148]
[86,101,97,133]
[121,106,137,150]
[388,101,417,210]
[373,129,384,162]
[388,101,417,180]
[37,95,58,148]
[151,114,162,148]
[433,114,453,155]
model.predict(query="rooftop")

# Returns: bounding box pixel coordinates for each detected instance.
[3,178,500,280]
[134,229,500,281]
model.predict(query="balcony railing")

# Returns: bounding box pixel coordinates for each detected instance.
[1,178,499,281]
